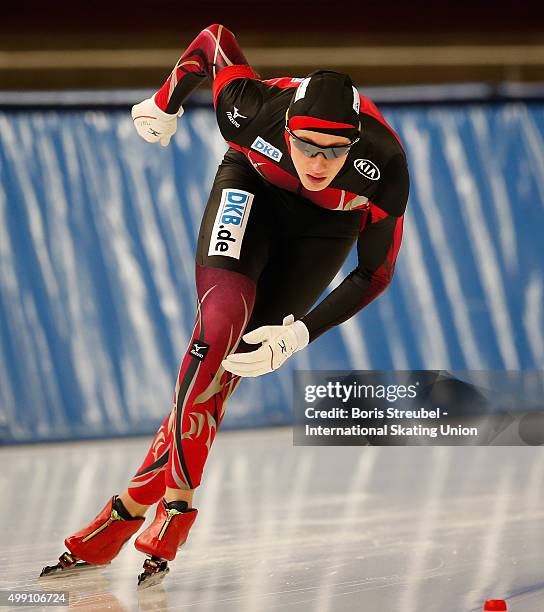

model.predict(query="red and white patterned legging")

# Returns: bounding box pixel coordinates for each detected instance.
[127,264,255,504]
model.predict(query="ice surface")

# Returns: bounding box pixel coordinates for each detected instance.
[0,428,542,611]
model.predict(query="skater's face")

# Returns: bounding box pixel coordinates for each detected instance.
[288,129,351,191]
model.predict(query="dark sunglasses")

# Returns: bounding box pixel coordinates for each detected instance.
[285,125,359,160]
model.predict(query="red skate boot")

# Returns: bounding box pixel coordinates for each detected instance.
[134,498,198,588]
[40,496,145,577]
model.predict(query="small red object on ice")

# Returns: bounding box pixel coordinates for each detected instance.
[484,600,507,611]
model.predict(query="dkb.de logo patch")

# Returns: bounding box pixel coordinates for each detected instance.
[208,189,255,260]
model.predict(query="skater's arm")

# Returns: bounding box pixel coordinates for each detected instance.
[132,24,258,145]
[154,24,255,114]
[301,209,403,342]
[301,155,409,342]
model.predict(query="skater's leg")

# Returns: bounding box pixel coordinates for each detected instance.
[130,331,241,510]
[163,361,242,506]
[123,151,269,512]
[134,264,254,564]
[164,264,254,494]
[122,409,175,511]
[162,151,271,497]
[134,152,272,572]
[121,312,235,511]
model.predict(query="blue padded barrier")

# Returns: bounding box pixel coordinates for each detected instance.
[0,102,543,442]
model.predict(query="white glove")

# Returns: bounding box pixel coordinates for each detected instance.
[222,315,309,378]
[131,94,183,147]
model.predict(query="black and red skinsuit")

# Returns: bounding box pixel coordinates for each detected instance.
[128,24,409,502]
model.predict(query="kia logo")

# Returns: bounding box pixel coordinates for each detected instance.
[354,159,380,181]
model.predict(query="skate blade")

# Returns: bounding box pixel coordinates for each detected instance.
[136,555,170,590]
[40,559,109,578]
[137,566,169,589]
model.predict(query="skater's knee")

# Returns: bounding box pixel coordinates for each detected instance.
[197,302,250,348]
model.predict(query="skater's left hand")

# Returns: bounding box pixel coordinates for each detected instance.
[222,315,309,377]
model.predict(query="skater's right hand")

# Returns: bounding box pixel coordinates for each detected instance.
[222,315,309,378]
[131,95,183,147]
